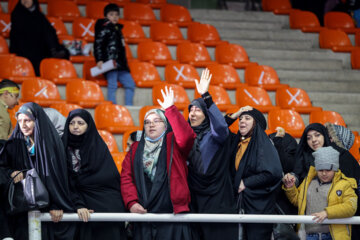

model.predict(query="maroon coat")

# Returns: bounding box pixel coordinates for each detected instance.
[121,105,196,214]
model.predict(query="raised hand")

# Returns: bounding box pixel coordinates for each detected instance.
[157,86,174,110]
[230,106,253,119]
[195,68,212,95]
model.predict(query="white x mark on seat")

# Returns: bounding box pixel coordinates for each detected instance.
[35,86,49,99]
[0,20,11,32]
[286,89,300,105]
[244,89,260,105]
[80,22,94,37]
[258,71,265,85]
[173,65,188,81]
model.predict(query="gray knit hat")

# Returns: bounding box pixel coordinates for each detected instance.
[325,122,355,151]
[313,146,340,171]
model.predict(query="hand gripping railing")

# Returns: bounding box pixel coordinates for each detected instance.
[28,211,360,240]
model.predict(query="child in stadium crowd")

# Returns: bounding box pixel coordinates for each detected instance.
[283,146,358,240]
[94,3,135,106]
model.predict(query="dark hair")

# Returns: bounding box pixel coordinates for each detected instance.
[129,131,137,142]
[0,79,20,95]
[104,3,119,17]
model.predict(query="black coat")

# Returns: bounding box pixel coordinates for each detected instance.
[94,19,129,72]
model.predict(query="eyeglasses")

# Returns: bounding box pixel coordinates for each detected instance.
[144,119,164,127]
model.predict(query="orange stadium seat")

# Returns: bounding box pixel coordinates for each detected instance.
[0,56,37,83]
[262,0,292,14]
[207,64,243,89]
[324,11,358,34]
[7,0,17,13]
[0,36,9,54]
[138,105,161,128]
[150,22,186,45]
[309,110,346,126]
[0,13,11,38]
[319,29,356,52]
[349,136,360,161]
[152,83,190,110]
[7,103,22,128]
[122,128,142,152]
[275,87,322,113]
[137,41,178,66]
[47,1,81,22]
[177,42,215,67]
[165,63,198,88]
[21,79,65,107]
[235,86,279,113]
[194,85,237,112]
[289,10,324,33]
[136,0,167,8]
[123,3,157,26]
[40,58,82,84]
[356,31,360,47]
[86,1,109,19]
[125,44,137,62]
[94,104,136,133]
[49,103,83,117]
[82,60,107,86]
[226,107,241,134]
[128,61,162,87]
[98,130,120,153]
[73,18,96,42]
[160,4,193,27]
[351,48,360,69]
[119,20,149,44]
[108,0,131,7]
[112,152,126,173]
[66,80,111,107]
[215,43,257,69]
[187,23,224,46]
[268,109,305,138]
[244,65,288,91]
[47,17,69,37]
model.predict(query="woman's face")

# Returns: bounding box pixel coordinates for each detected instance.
[239,114,254,136]
[189,105,205,127]
[144,113,166,140]
[21,0,33,9]
[17,113,35,137]
[306,130,325,151]
[69,116,88,136]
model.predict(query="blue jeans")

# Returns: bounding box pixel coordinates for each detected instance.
[306,232,332,240]
[105,70,135,105]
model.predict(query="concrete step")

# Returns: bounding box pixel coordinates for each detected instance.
[309,92,360,104]
[281,79,360,93]
[313,103,360,113]
[277,69,360,81]
[230,39,314,50]
[198,19,284,31]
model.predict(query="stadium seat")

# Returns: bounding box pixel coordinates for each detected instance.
[86,1,109,19]
[225,107,241,134]
[98,130,120,153]
[165,63,198,88]
[47,1,81,22]
[0,13,11,38]
[40,58,82,84]
[0,36,9,54]
[128,61,162,87]
[7,103,22,128]
[235,86,279,113]
[349,136,360,161]
[73,18,96,42]
[123,3,157,26]
[356,31,360,47]
[7,0,17,13]
[268,109,305,138]
[108,0,131,7]
[215,43,257,69]
[351,48,360,69]
[160,4,193,27]
[112,152,126,173]
[66,80,111,107]
[194,85,237,112]
[275,87,322,113]
[319,29,355,52]
[47,17,69,37]
[138,105,162,128]
[137,41,178,66]
[152,83,190,110]
[49,103,83,117]
[309,110,346,126]
[82,60,107,86]
[94,104,136,133]
[177,42,215,67]
[119,20,149,44]
[244,65,288,91]
[21,79,65,107]
[324,11,358,34]
[262,0,292,14]
[150,22,186,45]
[187,23,225,46]
[0,56,37,83]
[136,0,167,8]
[289,10,324,33]
[207,64,244,89]
[125,44,136,62]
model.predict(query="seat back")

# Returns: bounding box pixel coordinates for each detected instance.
[235,86,273,107]
[98,130,120,153]
[152,83,190,107]
[160,4,192,26]
[268,109,305,138]
[150,22,184,42]
[215,43,249,64]
[194,85,232,105]
[0,56,35,79]
[66,80,106,103]
[123,3,157,25]
[187,23,221,44]
[319,29,352,49]
[86,1,109,19]
[276,87,313,108]
[349,136,360,161]
[8,0,17,13]
[351,48,360,69]
[207,64,242,89]
[21,79,62,105]
[128,61,162,87]
[177,42,211,63]
[165,63,198,88]
[245,65,280,86]
[0,35,8,54]
[120,20,147,41]
[40,58,78,80]
[49,103,83,117]
[136,0,167,8]
[262,0,291,11]
[83,60,106,81]
[94,104,134,131]
[112,152,126,173]
[73,18,96,42]
[309,111,346,126]
[0,13,11,38]
[47,1,81,21]
[137,41,174,62]
[324,11,356,30]
[356,31,360,47]
[47,17,68,36]
[289,10,321,29]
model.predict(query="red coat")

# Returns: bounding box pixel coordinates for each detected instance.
[121,105,196,214]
